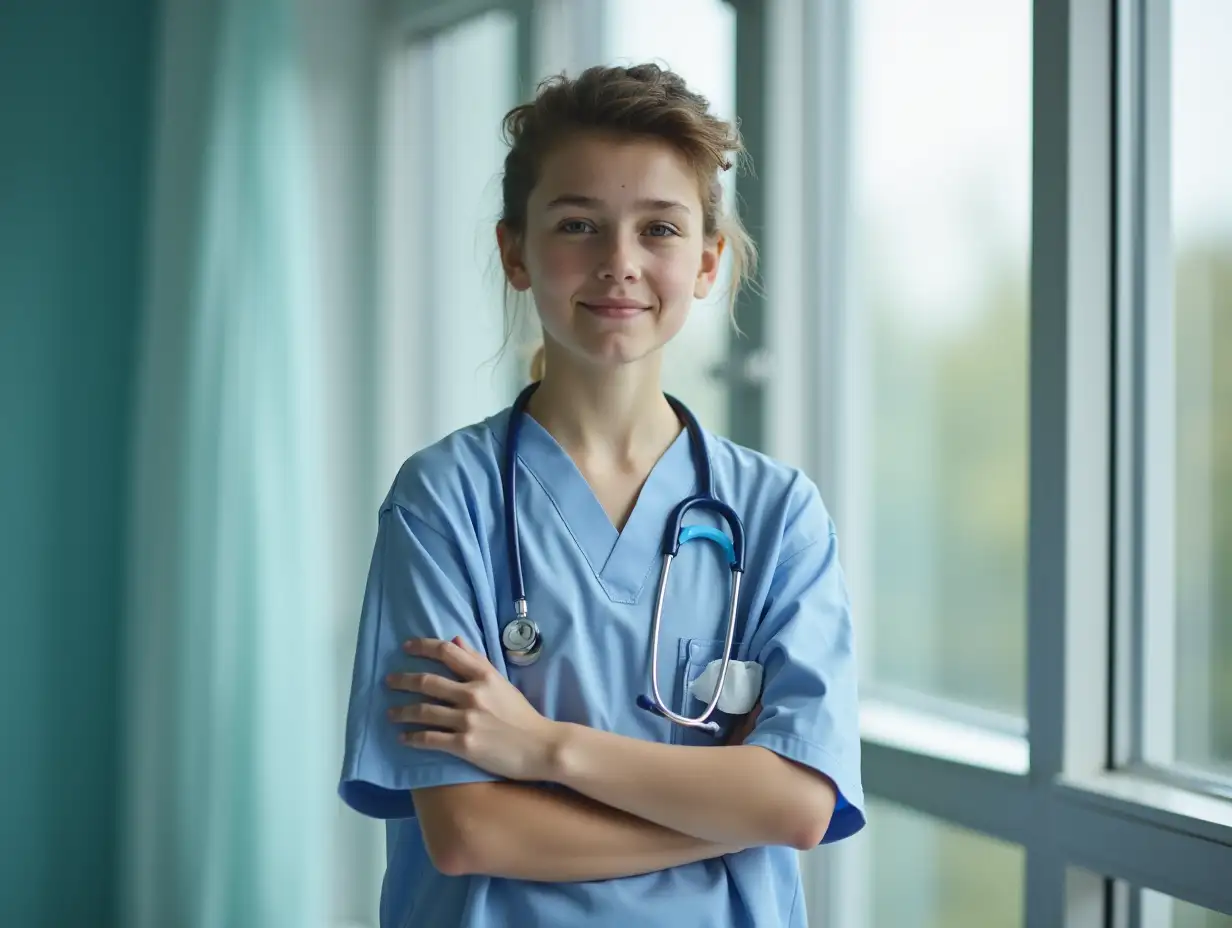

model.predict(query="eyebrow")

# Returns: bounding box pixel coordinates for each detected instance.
[543,194,692,214]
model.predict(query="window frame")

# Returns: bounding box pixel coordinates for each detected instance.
[1118,0,1232,796]
[377,0,536,468]
[766,0,1232,924]
[1114,0,1181,779]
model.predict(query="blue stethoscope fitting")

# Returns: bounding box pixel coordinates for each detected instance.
[500,381,746,736]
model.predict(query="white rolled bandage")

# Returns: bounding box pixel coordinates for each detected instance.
[688,659,764,715]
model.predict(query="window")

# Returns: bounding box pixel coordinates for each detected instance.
[379,8,522,474]
[422,12,522,433]
[850,0,1032,721]
[1116,0,1232,790]
[774,0,1232,922]
[858,799,1024,928]
[1169,0,1232,778]
[1138,886,1232,928]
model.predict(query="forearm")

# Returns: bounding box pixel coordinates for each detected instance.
[450,782,744,882]
[546,724,835,850]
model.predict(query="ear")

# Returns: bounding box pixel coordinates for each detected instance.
[497,223,532,292]
[694,235,725,300]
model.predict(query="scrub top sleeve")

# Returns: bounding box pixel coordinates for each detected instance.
[338,502,501,820]
[743,528,866,844]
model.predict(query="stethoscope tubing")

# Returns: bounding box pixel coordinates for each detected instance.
[501,380,746,734]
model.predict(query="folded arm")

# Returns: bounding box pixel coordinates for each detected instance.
[413,781,745,881]
[545,725,837,850]
[537,521,863,851]
[393,638,836,854]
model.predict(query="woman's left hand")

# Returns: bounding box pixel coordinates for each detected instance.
[386,636,559,782]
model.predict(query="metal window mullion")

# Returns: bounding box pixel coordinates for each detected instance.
[804,0,853,522]
[728,0,768,450]
[513,0,535,98]
[1135,0,1177,771]
[762,0,807,473]
[1119,0,1180,915]
[799,0,870,660]
[1026,0,1074,789]
[810,0,874,699]
[795,6,874,925]
[1113,0,1142,774]
[1027,0,1116,925]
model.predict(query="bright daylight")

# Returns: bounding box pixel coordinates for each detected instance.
[4,0,1230,927]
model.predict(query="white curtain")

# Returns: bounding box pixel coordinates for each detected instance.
[122,0,385,925]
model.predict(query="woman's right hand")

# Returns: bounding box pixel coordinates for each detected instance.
[725,700,762,746]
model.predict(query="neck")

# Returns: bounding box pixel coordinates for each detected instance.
[525,353,680,464]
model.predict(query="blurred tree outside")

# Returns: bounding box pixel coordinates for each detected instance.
[1175,242,1232,773]
[862,230,1230,922]
[866,237,1029,927]
[867,798,1025,928]
[869,231,1028,719]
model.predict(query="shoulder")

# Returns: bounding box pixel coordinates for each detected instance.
[705,433,835,562]
[379,412,508,532]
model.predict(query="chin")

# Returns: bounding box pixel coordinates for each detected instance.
[580,338,662,370]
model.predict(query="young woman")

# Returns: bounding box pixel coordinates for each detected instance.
[339,63,864,928]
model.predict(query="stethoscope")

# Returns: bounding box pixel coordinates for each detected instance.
[499,381,746,735]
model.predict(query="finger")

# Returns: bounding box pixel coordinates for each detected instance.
[403,637,489,679]
[385,671,468,703]
[387,701,466,728]
[400,728,461,753]
[401,728,473,758]
[727,719,751,746]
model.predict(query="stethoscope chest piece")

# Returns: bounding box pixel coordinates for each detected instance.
[501,614,542,666]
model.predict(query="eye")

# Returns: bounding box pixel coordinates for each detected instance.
[558,219,596,234]
[644,222,680,238]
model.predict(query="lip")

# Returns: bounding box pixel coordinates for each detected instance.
[579,297,650,317]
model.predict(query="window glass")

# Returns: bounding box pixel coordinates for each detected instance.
[1171,0,1232,776]
[858,798,1024,928]
[851,0,1031,717]
[420,12,521,437]
[1142,887,1232,928]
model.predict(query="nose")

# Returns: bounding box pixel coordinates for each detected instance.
[596,229,641,282]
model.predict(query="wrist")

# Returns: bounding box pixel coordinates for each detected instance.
[537,719,579,783]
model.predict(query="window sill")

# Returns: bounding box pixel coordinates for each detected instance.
[860,698,1029,776]
[1057,769,1232,848]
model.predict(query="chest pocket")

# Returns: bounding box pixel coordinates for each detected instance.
[670,637,750,746]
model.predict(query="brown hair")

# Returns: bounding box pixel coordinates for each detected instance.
[497,63,758,380]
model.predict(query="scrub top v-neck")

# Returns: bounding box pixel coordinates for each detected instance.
[338,403,866,928]
[507,408,696,604]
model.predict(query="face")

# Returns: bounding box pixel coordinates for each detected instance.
[498,133,722,373]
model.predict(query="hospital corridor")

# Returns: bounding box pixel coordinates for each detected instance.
[2,0,1230,926]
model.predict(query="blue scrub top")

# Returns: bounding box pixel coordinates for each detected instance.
[339,403,865,928]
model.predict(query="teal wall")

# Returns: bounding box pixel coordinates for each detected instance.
[0,2,157,924]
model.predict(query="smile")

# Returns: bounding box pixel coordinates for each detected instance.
[579,301,651,318]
